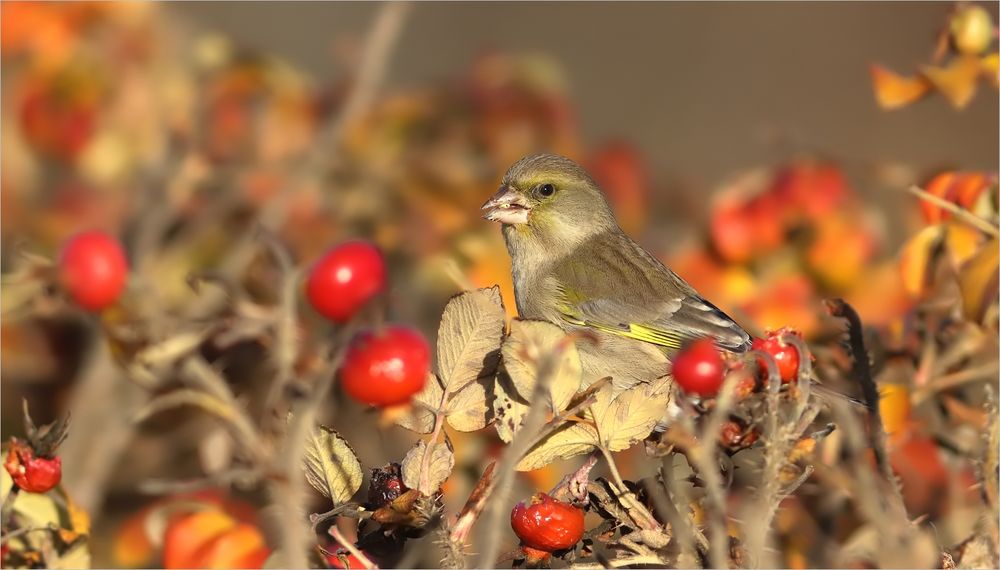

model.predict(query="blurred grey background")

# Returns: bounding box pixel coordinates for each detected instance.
[170,1,998,188]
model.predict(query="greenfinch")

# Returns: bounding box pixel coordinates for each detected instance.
[482,153,751,391]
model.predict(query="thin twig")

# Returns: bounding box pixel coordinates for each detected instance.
[570,554,667,569]
[473,338,572,567]
[1,487,20,530]
[270,337,351,568]
[0,523,59,545]
[598,447,659,531]
[908,185,1000,237]
[330,526,377,569]
[688,374,740,570]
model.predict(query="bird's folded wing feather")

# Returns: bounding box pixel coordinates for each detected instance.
[550,234,751,352]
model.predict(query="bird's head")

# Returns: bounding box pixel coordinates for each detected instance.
[482,154,618,251]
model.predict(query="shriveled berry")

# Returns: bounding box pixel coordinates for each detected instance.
[510,493,585,552]
[340,325,430,407]
[719,421,759,452]
[752,328,803,384]
[672,338,726,397]
[306,240,386,322]
[58,231,129,311]
[4,439,61,493]
[367,463,407,509]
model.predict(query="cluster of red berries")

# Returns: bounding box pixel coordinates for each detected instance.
[671,328,804,397]
[53,231,430,409]
[305,241,430,407]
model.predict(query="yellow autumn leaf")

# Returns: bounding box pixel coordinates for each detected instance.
[957,238,999,323]
[921,55,983,109]
[869,64,932,110]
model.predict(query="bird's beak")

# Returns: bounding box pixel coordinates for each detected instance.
[481,185,531,225]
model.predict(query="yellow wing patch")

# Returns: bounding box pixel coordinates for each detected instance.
[559,311,685,350]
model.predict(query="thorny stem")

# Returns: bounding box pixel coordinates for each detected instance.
[0,523,58,545]
[271,342,350,569]
[686,373,740,570]
[646,458,705,563]
[907,185,1000,238]
[914,362,1000,403]
[450,462,496,544]
[330,526,377,569]
[825,298,893,482]
[1,486,20,530]
[262,231,302,421]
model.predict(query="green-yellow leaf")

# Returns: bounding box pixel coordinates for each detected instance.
[401,439,455,495]
[516,422,600,471]
[590,376,672,451]
[302,425,363,504]
[436,287,505,390]
[395,373,443,434]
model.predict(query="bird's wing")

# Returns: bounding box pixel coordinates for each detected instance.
[550,233,751,352]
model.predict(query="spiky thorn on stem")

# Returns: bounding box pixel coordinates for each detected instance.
[824,298,892,481]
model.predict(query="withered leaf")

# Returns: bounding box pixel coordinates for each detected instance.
[516,422,600,471]
[436,286,505,391]
[396,287,505,433]
[589,375,672,451]
[958,238,999,323]
[302,425,363,504]
[401,439,455,495]
[502,319,581,410]
[395,372,443,434]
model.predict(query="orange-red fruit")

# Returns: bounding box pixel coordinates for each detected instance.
[510,493,585,552]
[58,231,129,311]
[340,326,430,407]
[771,161,848,221]
[4,440,61,493]
[3,439,62,493]
[752,328,803,384]
[19,82,96,162]
[163,510,269,569]
[306,241,386,322]
[671,338,726,397]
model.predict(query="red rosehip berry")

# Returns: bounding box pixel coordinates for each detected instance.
[671,338,726,397]
[58,231,129,311]
[4,440,61,493]
[340,325,430,407]
[752,328,803,384]
[306,241,386,322]
[510,493,585,552]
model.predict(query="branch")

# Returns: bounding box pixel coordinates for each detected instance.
[908,185,1000,238]
[824,298,892,481]
[472,337,575,567]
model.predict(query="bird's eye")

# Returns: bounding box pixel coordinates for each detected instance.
[538,183,556,197]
